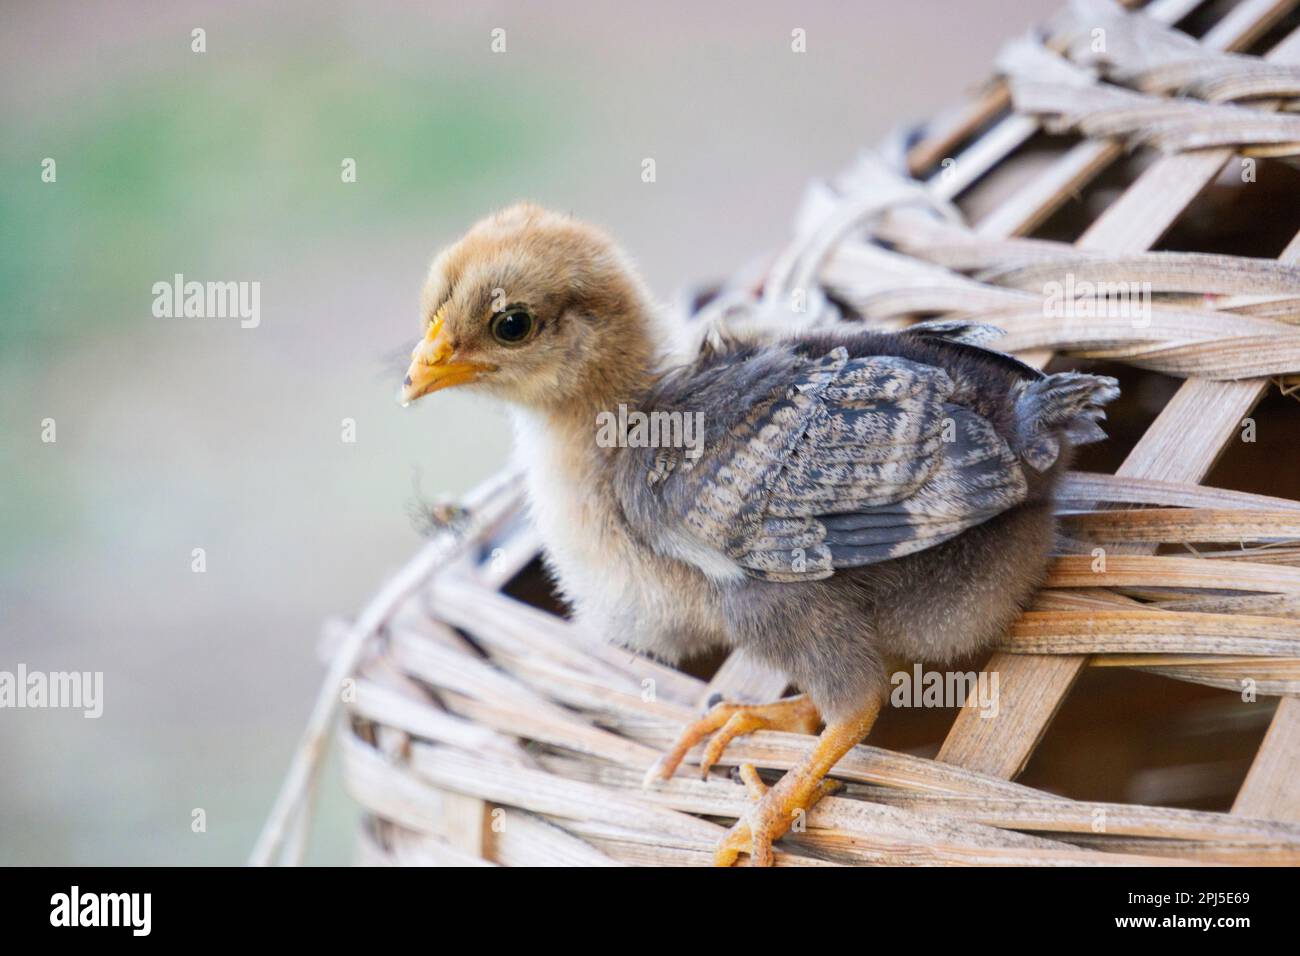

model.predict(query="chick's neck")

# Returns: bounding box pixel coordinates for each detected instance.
[512,306,669,473]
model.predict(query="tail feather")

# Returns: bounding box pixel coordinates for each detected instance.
[1013,372,1120,471]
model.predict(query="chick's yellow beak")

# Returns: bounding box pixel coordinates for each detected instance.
[399,310,492,404]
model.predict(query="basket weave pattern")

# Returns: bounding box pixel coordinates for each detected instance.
[255,0,1300,866]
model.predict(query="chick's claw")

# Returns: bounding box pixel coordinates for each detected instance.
[734,762,768,799]
[714,770,839,867]
[716,815,766,868]
[643,695,821,786]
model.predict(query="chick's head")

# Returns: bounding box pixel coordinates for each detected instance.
[401,203,655,410]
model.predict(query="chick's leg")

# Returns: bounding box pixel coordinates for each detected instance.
[716,695,882,867]
[644,694,820,784]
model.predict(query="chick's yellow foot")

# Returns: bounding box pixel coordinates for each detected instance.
[716,767,842,867]
[643,695,821,784]
[714,698,883,867]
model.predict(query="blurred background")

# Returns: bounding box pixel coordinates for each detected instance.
[0,0,1061,864]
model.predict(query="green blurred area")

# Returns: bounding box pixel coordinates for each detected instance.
[1,59,557,350]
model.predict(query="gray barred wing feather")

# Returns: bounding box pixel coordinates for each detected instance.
[617,346,1029,583]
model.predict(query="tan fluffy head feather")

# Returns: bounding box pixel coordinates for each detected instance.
[419,203,663,413]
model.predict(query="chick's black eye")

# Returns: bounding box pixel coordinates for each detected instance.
[490,308,534,345]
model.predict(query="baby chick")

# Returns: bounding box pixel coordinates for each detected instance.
[401,204,1118,866]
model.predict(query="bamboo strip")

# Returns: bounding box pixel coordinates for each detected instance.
[1062,508,1300,541]
[1058,834,1297,864]
[852,786,1300,845]
[489,811,625,867]
[1059,471,1300,511]
[1045,553,1300,592]
[1004,609,1300,656]
[356,819,496,867]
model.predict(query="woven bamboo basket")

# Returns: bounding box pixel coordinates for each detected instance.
[255,0,1300,866]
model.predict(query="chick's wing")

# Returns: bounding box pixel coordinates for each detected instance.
[615,345,1028,582]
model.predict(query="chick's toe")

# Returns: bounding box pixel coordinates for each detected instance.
[644,694,820,786]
